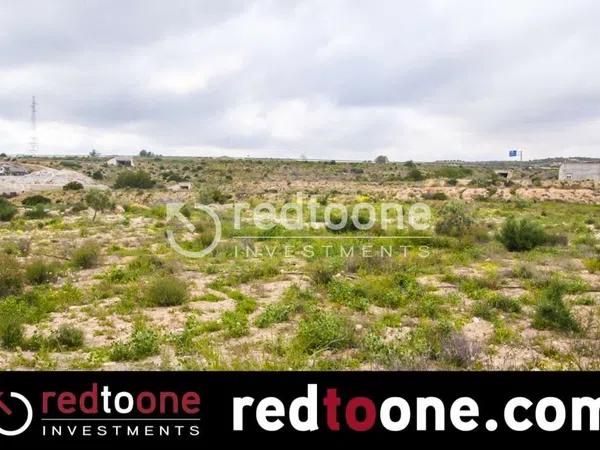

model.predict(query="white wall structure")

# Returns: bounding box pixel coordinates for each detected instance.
[107,157,134,167]
[558,162,600,181]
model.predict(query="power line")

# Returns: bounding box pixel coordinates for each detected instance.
[30,96,38,154]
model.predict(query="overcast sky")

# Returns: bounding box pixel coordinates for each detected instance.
[1,0,599,161]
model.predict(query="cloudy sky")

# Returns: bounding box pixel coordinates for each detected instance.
[1,0,599,161]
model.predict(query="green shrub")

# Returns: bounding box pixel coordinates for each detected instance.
[0,197,17,221]
[60,160,81,168]
[71,241,101,269]
[221,310,249,337]
[404,168,425,181]
[296,311,354,353]
[533,280,579,332]
[197,187,231,204]
[423,192,448,201]
[144,275,189,306]
[307,259,339,285]
[435,201,473,237]
[255,304,293,328]
[114,170,155,189]
[51,325,84,350]
[110,327,160,361]
[435,166,473,178]
[22,195,51,206]
[25,259,59,285]
[1,320,23,349]
[63,181,84,191]
[91,170,104,180]
[584,258,600,273]
[497,217,547,251]
[195,293,222,302]
[0,254,23,297]
[24,204,48,219]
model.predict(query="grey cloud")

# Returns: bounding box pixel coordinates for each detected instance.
[0,0,599,160]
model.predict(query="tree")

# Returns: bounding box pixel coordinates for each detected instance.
[85,189,112,221]
[374,155,389,164]
[89,149,100,157]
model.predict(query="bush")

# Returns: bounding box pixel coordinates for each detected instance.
[441,332,478,368]
[51,325,84,349]
[91,170,104,180]
[435,201,474,237]
[423,191,448,201]
[63,181,84,191]
[25,259,59,284]
[144,275,189,306]
[404,168,425,181]
[24,204,48,219]
[307,259,339,285]
[22,195,51,206]
[197,187,231,204]
[114,170,155,189]
[110,327,160,361]
[60,160,81,168]
[0,254,23,297]
[296,311,354,353]
[71,241,101,269]
[0,198,17,221]
[533,280,579,332]
[435,166,473,179]
[497,217,547,251]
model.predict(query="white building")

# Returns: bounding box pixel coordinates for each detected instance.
[107,157,134,167]
[558,162,600,181]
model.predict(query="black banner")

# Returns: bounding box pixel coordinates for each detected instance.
[0,371,597,446]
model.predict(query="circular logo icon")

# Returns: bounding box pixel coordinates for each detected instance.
[166,203,222,258]
[0,392,33,436]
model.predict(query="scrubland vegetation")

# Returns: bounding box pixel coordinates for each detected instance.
[0,155,598,370]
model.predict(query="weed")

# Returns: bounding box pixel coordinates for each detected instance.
[221,310,249,338]
[295,311,354,353]
[255,304,293,328]
[110,327,160,361]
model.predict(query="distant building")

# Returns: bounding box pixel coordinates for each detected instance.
[494,170,512,180]
[558,162,600,181]
[107,157,134,167]
[0,163,29,176]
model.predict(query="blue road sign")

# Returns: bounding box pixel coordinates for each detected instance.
[509,150,518,157]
